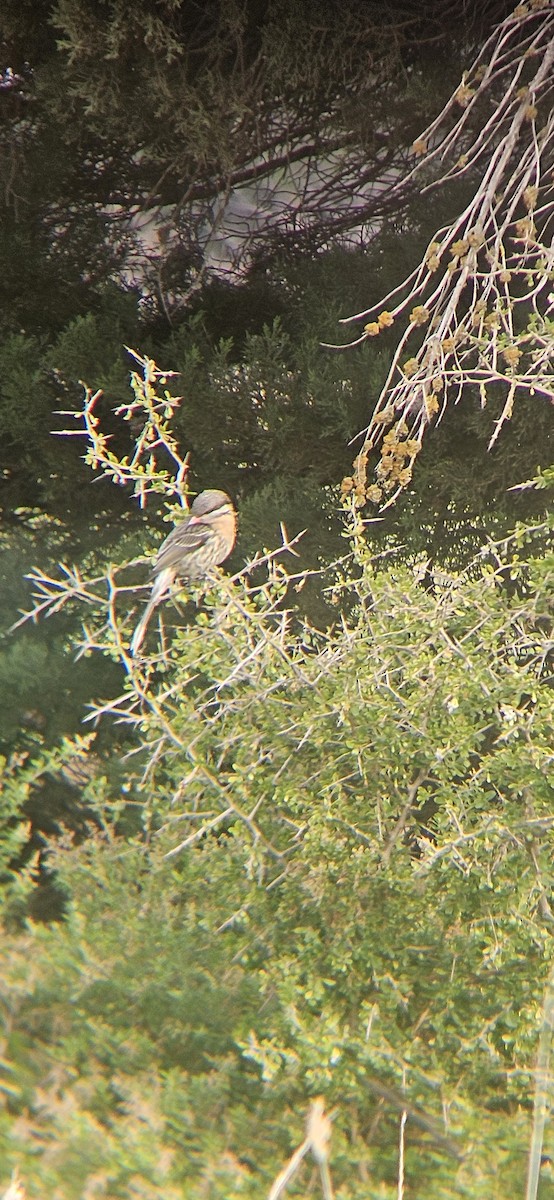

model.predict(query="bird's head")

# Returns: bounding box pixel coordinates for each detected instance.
[188,489,235,525]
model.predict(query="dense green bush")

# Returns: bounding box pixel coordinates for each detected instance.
[1,498,552,1197]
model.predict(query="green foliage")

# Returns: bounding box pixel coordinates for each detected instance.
[0,828,281,1198]
[1,499,553,1195]
[47,302,141,403]
[0,334,50,450]
[0,511,128,747]
[0,754,37,915]
[164,314,374,516]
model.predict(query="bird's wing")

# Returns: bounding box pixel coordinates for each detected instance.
[153,519,213,576]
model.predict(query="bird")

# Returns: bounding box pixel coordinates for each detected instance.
[130,489,236,655]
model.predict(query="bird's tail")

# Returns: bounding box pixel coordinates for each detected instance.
[130,567,175,656]
[130,598,157,656]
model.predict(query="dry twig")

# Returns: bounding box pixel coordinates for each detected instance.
[326,5,554,508]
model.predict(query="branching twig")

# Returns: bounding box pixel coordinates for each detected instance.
[326,6,554,509]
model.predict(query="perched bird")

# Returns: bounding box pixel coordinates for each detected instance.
[130,489,236,655]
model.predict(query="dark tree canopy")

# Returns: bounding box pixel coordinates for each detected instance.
[1,0,515,317]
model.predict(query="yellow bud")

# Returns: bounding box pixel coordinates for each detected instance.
[514,218,535,240]
[502,345,522,368]
[409,305,430,326]
[523,186,538,210]
[366,485,383,504]
[455,84,475,107]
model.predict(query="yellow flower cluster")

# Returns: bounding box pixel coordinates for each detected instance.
[409,306,430,326]
[467,228,485,249]
[364,311,395,337]
[341,477,370,508]
[374,426,421,492]
[425,242,441,270]
[455,84,475,107]
[341,414,424,507]
[366,484,384,503]
[502,345,522,368]
[523,186,538,211]
[514,217,536,241]
[514,0,546,15]
[373,407,394,424]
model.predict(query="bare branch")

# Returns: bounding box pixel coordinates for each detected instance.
[330,6,554,509]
